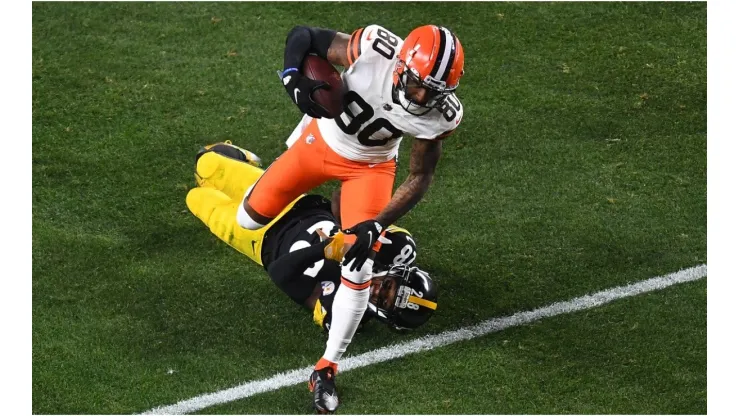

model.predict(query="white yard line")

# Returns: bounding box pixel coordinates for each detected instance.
[142,264,707,415]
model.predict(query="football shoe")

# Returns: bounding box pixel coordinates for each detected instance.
[308,367,339,414]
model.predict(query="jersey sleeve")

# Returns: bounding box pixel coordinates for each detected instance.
[347,24,402,67]
[414,94,464,140]
[346,27,365,66]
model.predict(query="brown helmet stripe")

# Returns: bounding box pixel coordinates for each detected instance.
[440,30,458,84]
[431,26,455,85]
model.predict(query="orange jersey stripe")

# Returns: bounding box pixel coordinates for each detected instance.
[348,28,364,65]
[341,277,372,290]
[346,30,357,65]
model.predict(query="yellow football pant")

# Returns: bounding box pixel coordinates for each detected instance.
[186,151,302,266]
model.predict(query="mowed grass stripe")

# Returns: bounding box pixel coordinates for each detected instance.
[142,264,706,415]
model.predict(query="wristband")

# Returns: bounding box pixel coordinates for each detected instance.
[281,67,299,78]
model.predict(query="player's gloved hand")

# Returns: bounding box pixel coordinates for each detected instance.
[316,228,346,262]
[280,68,332,119]
[342,220,384,272]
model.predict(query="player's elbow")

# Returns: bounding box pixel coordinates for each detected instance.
[409,172,435,190]
[266,262,286,285]
[286,25,310,43]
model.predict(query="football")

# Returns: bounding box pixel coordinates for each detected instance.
[302,54,345,118]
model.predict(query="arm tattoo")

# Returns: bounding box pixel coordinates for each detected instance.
[375,139,443,227]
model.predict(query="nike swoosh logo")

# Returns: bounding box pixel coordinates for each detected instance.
[251,240,257,253]
[293,88,300,103]
[366,32,372,41]
[321,392,339,411]
[366,231,373,249]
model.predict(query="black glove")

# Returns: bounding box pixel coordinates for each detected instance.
[342,220,384,272]
[280,68,332,119]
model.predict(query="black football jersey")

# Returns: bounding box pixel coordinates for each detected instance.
[261,195,345,330]
[262,195,414,331]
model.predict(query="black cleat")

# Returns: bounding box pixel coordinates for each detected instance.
[308,367,339,414]
[195,140,262,167]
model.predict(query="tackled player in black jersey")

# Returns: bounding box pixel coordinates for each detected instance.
[185,142,439,332]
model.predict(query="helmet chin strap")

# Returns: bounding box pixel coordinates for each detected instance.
[393,74,435,116]
[398,90,432,115]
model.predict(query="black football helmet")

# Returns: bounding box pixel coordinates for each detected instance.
[367,265,438,330]
[373,225,418,272]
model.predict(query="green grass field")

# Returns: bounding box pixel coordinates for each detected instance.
[32,2,706,414]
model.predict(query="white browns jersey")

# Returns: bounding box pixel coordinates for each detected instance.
[286,24,463,164]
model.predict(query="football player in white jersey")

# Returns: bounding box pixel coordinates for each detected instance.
[235,24,464,413]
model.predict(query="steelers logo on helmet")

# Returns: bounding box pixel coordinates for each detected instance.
[366,265,438,330]
[393,25,465,116]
